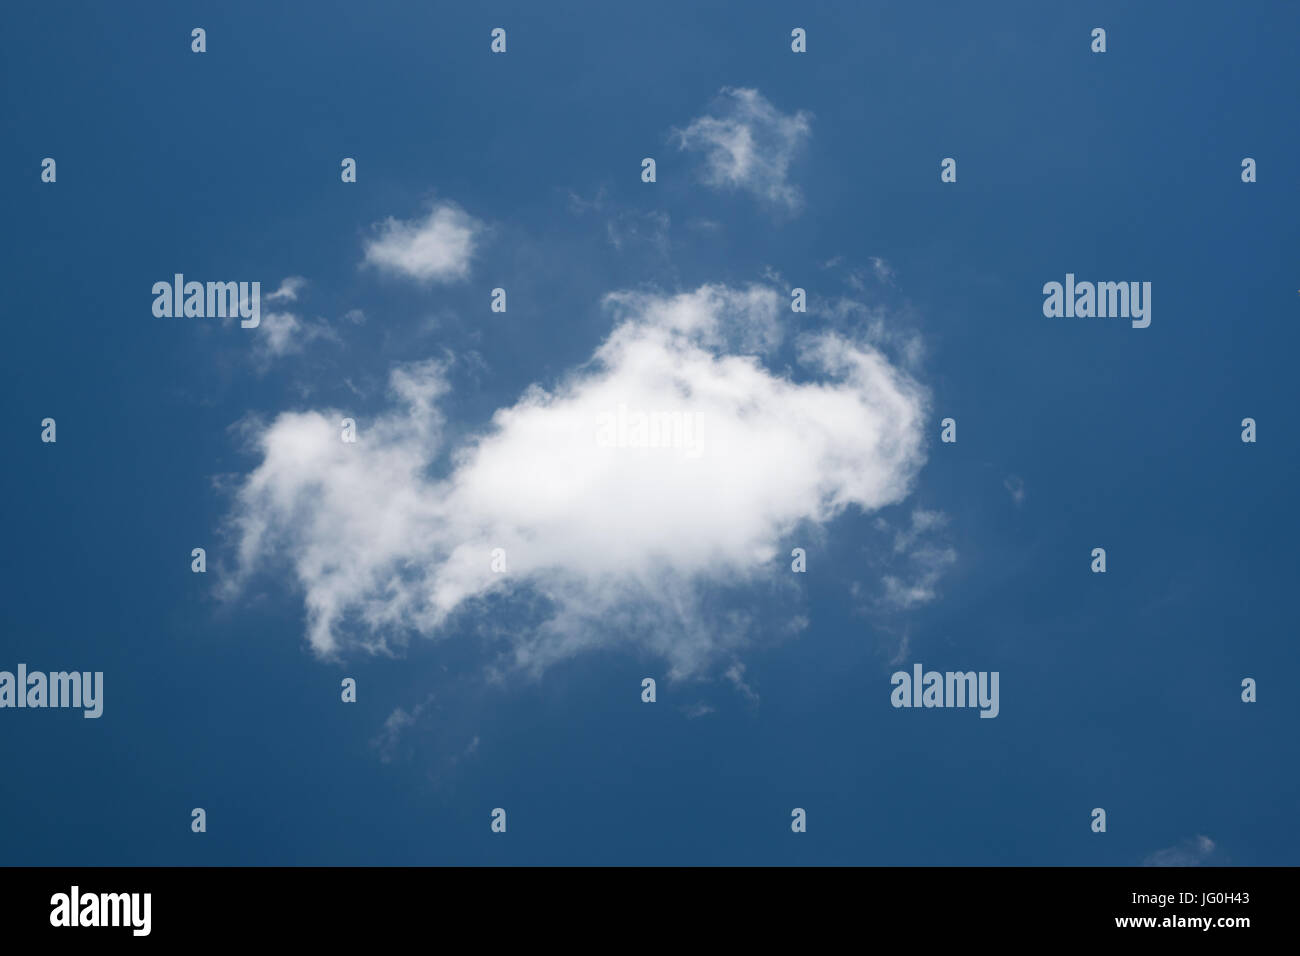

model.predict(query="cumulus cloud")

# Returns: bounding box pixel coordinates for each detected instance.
[674,87,812,213]
[362,202,483,282]
[225,283,928,677]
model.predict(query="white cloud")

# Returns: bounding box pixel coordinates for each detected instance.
[238,277,344,366]
[1004,474,1026,506]
[606,210,670,254]
[266,276,307,303]
[869,509,958,610]
[881,551,956,609]
[567,186,608,215]
[887,629,912,666]
[373,705,418,763]
[1143,835,1216,867]
[822,256,897,296]
[686,218,723,234]
[362,202,483,282]
[225,283,928,678]
[725,661,759,703]
[674,88,812,213]
[264,312,327,353]
[821,296,925,371]
[893,509,948,553]
[681,702,715,719]
[253,311,337,367]
[257,311,303,358]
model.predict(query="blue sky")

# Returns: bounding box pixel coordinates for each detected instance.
[2,1,1297,866]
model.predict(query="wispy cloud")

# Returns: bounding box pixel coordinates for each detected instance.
[887,628,912,666]
[674,87,812,213]
[1143,835,1217,867]
[1004,475,1026,506]
[372,705,419,764]
[686,218,723,234]
[606,210,670,255]
[725,661,759,703]
[254,311,337,365]
[566,186,608,215]
[250,277,338,368]
[266,276,307,303]
[681,702,715,719]
[892,508,948,554]
[861,509,958,611]
[819,294,925,371]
